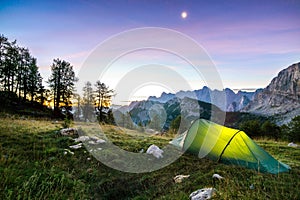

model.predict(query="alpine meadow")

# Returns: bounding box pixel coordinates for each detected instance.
[1,1,300,199]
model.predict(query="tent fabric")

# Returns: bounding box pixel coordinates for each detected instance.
[170,119,290,174]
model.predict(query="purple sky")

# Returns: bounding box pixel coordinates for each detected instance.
[1,0,300,99]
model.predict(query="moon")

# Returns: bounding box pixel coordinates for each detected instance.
[181,11,187,19]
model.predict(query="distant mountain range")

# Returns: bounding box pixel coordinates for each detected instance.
[148,86,261,112]
[113,62,300,127]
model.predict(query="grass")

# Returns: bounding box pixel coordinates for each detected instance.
[0,115,299,199]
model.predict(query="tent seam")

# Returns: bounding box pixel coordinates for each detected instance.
[217,130,241,163]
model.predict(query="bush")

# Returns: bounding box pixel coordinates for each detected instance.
[261,120,280,140]
[62,117,72,128]
[281,116,300,142]
[239,120,262,137]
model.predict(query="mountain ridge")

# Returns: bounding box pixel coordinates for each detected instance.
[148,86,260,112]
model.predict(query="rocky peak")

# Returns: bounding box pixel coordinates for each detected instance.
[266,62,300,100]
[243,62,300,124]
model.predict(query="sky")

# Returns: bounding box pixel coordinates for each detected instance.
[1,0,300,104]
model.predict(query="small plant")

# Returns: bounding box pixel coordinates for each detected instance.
[62,117,72,128]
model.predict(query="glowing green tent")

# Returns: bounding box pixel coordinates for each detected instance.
[170,119,290,174]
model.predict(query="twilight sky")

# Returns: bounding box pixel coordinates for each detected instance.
[1,0,300,103]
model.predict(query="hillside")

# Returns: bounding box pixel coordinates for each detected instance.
[0,116,299,199]
[0,91,54,118]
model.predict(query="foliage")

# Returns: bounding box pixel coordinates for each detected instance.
[261,120,280,140]
[224,112,267,128]
[239,120,262,137]
[62,117,72,128]
[238,116,300,142]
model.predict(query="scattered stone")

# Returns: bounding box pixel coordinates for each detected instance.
[189,188,216,200]
[146,144,163,159]
[145,128,155,134]
[74,136,90,142]
[212,173,224,180]
[74,135,106,144]
[88,139,106,145]
[69,143,83,149]
[86,168,93,173]
[96,139,106,144]
[288,142,299,148]
[60,128,78,136]
[173,175,190,183]
[63,149,74,155]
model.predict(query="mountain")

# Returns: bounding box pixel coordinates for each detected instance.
[242,62,300,124]
[147,86,259,111]
[113,97,224,132]
[148,92,175,103]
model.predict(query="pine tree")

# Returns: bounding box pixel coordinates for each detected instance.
[0,35,43,103]
[94,80,114,122]
[48,59,77,117]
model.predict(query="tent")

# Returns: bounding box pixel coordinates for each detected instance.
[170,119,290,174]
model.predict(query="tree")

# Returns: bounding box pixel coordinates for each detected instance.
[0,35,44,103]
[82,81,94,122]
[169,115,181,134]
[283,116,300,142]
[72,93,82,120]
[48,59,77,117]
[94,81,114,122]
[261,120,280,140]
[27,57,42,102]
[1,39,18,93]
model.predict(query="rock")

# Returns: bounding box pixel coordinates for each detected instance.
[69,143,83,149]
[60,128,78,136]
[74,136,90,142]
[212,173,224,180]
[288,142,299,148]
[189,188,216,200]
[146,144,163,159]
[63,149,74,155]
[173,174,190,183]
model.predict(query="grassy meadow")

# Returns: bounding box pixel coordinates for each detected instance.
[0,114,300,199]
